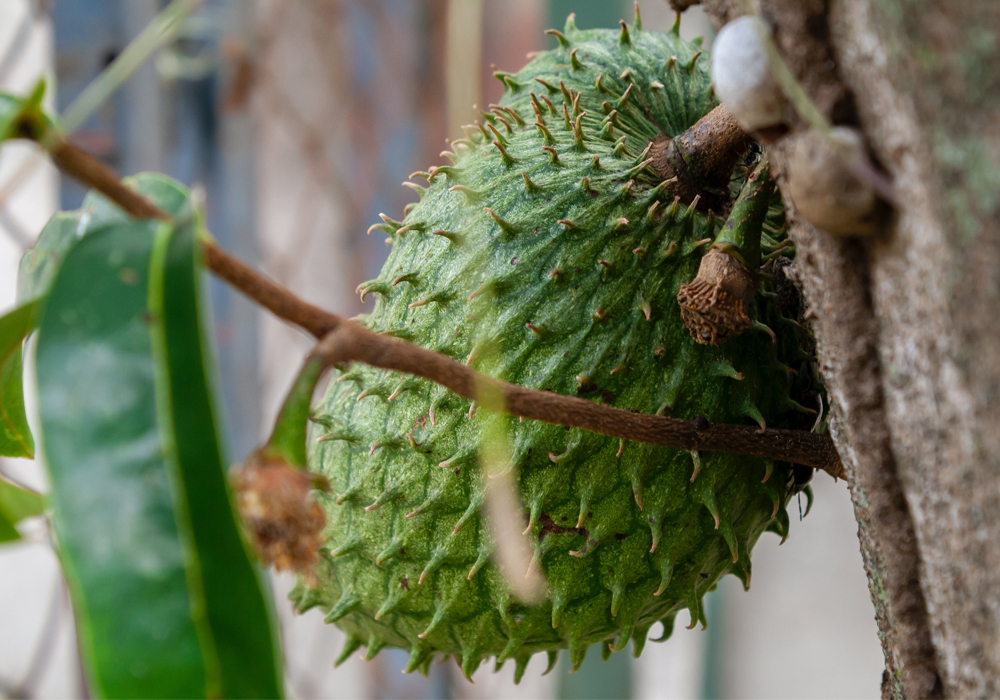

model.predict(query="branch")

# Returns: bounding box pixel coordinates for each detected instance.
[52,143,338,337]
[314,321,844,475]
[202,244,338,339]
[44,138,846,479]
[51,143,168,221]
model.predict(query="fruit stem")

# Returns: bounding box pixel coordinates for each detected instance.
[676,160,776,345]
[259,352,328,470]
[713,159,775,271]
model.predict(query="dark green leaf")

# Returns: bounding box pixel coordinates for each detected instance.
[150,209,284,699]
[37,220,204,697]
[0,301,38,458]
[17,173,194,311]
[37,212,282,698]
[0,476,45,544]
[18,173,193,309]
[17,212,82,304]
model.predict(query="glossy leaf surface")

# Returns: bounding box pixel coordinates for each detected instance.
[150,210,284,699]
[37,205,281,697]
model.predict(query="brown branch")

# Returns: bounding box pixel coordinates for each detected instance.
[313,320,844,476]
[202,244,339,338]
[43,135,846,478]
[52,142,339,337]
[50,143,169,222]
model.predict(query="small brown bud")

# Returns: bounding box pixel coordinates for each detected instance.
[232,456,329,580]
[677,246,756,345]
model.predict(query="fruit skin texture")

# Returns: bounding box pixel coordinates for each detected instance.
[294,17,804,681]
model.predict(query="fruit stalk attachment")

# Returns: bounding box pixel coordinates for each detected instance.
[649,104,752,211]
[678,159,775,345]
[233,342,334,578]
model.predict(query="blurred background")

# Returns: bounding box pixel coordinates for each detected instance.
[0,1,884,698]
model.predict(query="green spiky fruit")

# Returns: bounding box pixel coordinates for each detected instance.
[296,14,813,681]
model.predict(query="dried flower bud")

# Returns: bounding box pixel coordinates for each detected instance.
[711,17,787,132]
[787,127,879,237]
[677,246,757,345]
[232,456,329,580]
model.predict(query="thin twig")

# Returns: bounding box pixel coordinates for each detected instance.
[50,143,168,220]
[57,0,203,137]
[314,322,844,475]
[13,578,63,698]
[202,243,339,338]
[45,137,845,478]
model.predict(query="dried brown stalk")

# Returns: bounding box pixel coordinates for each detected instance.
[649,104,752,211]
[45,138,845,478]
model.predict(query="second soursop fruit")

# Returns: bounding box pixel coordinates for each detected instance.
[294,12,813,681]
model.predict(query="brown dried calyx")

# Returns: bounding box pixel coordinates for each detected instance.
[232,455,329,580]
[677,245,756,345]
[649,104,751,211]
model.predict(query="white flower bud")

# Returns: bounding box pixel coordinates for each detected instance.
[711,16,787,132]
[787,127,879,237]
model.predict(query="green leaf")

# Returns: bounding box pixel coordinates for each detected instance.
[17,212,83,304]
[37,212,282,697]
[150,208,284,699]
[17,172,190,309]
[0,301,38,458]
[0,476,45,544]
[0,511,18,543]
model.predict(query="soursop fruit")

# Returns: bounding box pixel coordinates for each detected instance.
[293,13,815,681]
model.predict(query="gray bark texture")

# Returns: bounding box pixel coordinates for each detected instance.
[699,1,1000,697]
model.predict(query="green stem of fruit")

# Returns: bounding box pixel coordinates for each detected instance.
[259,354,327,469]
[712,159,775,270]
[37,132,846,479]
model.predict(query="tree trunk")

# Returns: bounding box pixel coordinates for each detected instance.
[700,1,1000,697]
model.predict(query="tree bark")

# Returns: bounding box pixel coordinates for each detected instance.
[699,0,1000,696]
[830,2,1000,696]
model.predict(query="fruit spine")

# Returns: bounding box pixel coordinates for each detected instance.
[293,11,810,681]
